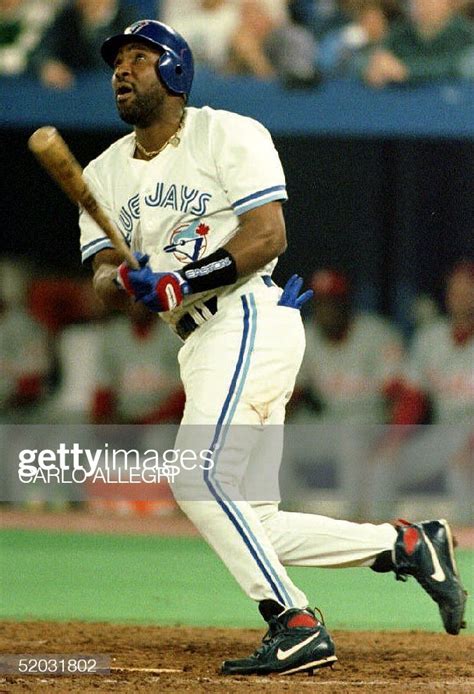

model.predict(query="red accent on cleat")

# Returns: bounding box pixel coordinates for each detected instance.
[403,527,420,555]
[397,518,411,527]
[287,613,318,629]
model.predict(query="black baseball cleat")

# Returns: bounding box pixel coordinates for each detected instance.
[394,518,467,635]
[221,607,337,676]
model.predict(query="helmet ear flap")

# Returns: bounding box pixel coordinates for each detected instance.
[154,54,163,82]
[156,52,186,95]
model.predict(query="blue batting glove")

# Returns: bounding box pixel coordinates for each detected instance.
[117,252,190,312]
[278,274,313,310]
[141,271,190,312]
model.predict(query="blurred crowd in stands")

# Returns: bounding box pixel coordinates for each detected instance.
[284,263,473,522]
[0,255,472,520]
[0,256,184,426]
[1,0,473,88]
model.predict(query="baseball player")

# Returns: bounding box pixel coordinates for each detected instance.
[0,279,50,420]
[92,306,183,424]
[287,269,407,518]
[81,20,466,676]
[367,261,474,523]
[297,269,406,425]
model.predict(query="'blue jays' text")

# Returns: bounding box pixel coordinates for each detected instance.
[119,184,212,234]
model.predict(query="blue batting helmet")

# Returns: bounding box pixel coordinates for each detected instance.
[101,20,194,97]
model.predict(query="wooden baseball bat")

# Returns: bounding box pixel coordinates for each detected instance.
[28,126,139,269]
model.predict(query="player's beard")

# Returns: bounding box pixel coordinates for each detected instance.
[117,83,166,128]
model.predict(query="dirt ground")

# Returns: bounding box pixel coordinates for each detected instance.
[0,507,199,538]
[0,621,472,693]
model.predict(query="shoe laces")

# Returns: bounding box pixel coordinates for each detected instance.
[312,606,325,625]
[394,518,415,583]
[255,607,324,659]
[254,617,285,658]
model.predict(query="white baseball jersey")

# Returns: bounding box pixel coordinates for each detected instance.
[79,105,398,611]
[406,318,474,423]
[299,314,404,423]
[80,106,287,328]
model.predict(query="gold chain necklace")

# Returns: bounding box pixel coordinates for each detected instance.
[135,113,185,160]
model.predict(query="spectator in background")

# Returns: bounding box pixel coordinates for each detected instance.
[404,261,474,426]
[161,0,245,75]
[457,0,474,75]
[283,269,406,517]
[0,258,51,422]
[134,0,158,16]
[290,0,352,39]
[33,0,137,89]
[294,269,405,424]
[366,261,474,523]
[0,257,52,507]
[0,0,59,75]
[254,0,319,86]
[458,0,474,20]
[28,275,105,423]
[162,0,318,86]
[87,303,183,517]
[364,0,474,87]
[92,303,183,425]
[230,0,281,79]
[317,0,402,77]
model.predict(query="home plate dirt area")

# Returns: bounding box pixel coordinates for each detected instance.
[1,621,473,693]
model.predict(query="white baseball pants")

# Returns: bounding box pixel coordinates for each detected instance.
[172,277,396,607]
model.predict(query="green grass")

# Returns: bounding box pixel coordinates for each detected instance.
[1,529,472,632]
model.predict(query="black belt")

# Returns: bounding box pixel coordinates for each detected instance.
[174,276,273,340]
[175,296,218,340]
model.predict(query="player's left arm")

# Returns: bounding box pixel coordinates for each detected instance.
[224,201,286,275]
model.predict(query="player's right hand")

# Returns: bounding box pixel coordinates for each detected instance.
[116,252,154,300]
[116,252,190,312]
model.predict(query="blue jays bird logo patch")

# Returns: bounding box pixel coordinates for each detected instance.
[164,220,209,263]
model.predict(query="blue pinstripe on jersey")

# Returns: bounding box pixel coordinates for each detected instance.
[81,237,114,261]
[232,186,287,216]
[203,293,292,607]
